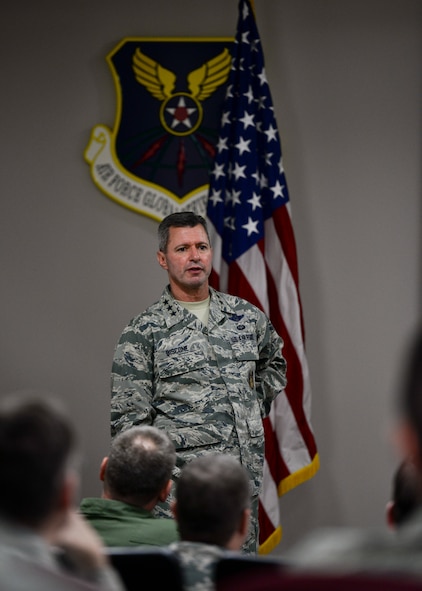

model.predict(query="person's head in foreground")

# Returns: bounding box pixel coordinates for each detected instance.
[172,453,251,550]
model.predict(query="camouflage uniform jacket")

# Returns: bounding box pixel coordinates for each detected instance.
[168,541,226,591]
[111,285,287,491]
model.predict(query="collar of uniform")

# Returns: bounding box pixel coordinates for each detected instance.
[208,287,242,326]
[161,285,238,328]
[161,286,188,328]
[162,286,209,330]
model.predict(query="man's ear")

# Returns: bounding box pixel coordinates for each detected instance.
[99,457,108,482]
[226,508,251,551]
[158,479,173,503]
[57,471,78,512]
[394,421,420,461]
[157,251,168,270]
[239,508,251,539]
[386,500,396,530]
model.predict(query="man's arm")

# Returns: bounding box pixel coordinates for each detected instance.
[111,318,156,437]
[255,314,287,417]
[52,510,125,591]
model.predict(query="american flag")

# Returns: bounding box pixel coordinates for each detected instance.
[206,0,319,554]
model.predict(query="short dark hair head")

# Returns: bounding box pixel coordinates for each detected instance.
[175,453,251,546]
[0,394,75,528]
[106,425,176,506]
[158,212,211,253]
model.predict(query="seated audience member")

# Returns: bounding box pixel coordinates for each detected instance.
[386,459,422,529]
[80,425,179,546]
[0,393,124,591]
[284,327,422,577]
[168,453,251,591]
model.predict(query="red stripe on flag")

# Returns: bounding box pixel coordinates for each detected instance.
[227,261,263,310]
[272,206,306,343]
[258,496,277,546]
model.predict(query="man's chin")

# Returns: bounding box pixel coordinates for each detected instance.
[184,277,209,290]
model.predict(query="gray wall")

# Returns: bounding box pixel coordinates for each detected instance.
[1,0,421,555]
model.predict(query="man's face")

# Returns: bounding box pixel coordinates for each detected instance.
[157,224,213,298]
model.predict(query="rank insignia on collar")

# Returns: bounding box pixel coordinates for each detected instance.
[84,37,233,221]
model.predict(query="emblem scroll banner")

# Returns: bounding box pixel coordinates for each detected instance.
[85,37,233,221]
[84,124,209,219]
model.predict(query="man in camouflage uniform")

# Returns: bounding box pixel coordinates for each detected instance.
[111,211,287,554]
[169,454,251,591]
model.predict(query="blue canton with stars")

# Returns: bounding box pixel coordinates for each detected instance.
[206,0,290,264]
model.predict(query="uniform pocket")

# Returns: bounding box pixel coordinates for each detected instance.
[246,415,264,438]
[167,424,235,450]
[230,336,259,362]
[156,345,207,379]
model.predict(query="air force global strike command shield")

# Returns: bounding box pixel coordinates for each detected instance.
[85,37,233,221]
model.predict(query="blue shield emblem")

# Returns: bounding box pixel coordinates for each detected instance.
[85,38,233,221]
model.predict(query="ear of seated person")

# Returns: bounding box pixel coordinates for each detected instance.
[79,425,179,547]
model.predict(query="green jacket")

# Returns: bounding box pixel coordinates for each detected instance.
[79,498,179,547]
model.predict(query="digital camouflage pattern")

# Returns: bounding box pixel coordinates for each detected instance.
[111,285,287,553]
[168,540,225,591]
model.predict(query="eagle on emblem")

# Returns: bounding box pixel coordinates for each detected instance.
[132,46,232,101]
[132,47,232,135]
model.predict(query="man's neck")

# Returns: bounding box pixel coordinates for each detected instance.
[169,283,210,302]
